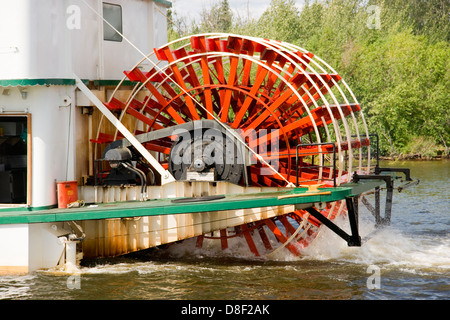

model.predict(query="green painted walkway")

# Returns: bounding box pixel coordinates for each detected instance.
[0,181,385,225]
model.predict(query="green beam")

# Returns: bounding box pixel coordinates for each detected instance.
[0,179,383,225]
[0,78,140,88]
[0,78,76,87]
[0,187,351,225]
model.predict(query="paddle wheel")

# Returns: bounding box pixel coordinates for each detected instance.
[91,34,373,257]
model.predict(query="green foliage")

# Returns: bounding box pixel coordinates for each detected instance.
[347,28,449,156]
[193,0,233,33]
[402,136,441,158]
[166,0,449,157]
[253,0,302,43]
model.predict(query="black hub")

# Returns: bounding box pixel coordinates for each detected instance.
[168,127,244,185]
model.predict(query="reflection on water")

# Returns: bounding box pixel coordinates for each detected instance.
[0,160,449,300]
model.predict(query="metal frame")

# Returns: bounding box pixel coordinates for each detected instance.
[74,74,175,185]
[353,173,394,227]
[305,195,361,246]
[296,142,337,187]
[300,166,417,246]
[353,167,413,227]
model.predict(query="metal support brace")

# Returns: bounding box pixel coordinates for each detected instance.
[375,167,412,182]
[353,173,394,227]
[74,74,175,185]
[305,197,361,247]
[346,196,361,246]
[375,167,420,193]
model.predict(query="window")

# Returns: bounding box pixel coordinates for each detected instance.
[103,3,122,42]
[0,115,31,205]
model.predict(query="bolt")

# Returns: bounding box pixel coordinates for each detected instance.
[193,158,205,171]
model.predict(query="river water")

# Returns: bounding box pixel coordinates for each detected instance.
[0,160,448,301]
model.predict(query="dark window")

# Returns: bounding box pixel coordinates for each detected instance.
[0,116,29,204]
[103,3,122,42]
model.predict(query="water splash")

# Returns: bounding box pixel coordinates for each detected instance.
[0,274,36,299]
[301,215,450,274]
[161,213,450,276]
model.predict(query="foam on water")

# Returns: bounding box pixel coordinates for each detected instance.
[1,217,447,300]
[51,210,447,281]
[159,214,450,276]
[301,215,450,274]
[0,274,36,299]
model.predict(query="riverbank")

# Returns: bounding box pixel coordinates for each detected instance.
[380,154,449,161]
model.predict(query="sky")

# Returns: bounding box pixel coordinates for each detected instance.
[171,0,305,24]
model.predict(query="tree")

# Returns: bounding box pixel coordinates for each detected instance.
[166,5,190,42]
[217,0,232,32]
[197,0,233,33]
[380,0,450,42]
[255,0,302,44]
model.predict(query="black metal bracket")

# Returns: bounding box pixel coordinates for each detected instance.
[352,173,394,227]
[374,166,412,181]
[304,167,417,246]
[305,196,361,247]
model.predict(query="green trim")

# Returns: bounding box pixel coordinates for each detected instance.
[0,204,57,213]
[152,0,172,7]
[0,78,76,87]
[0,78,140,88]
[93,79,139,87]
[0,180,386,225]
[0,186,354,225]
